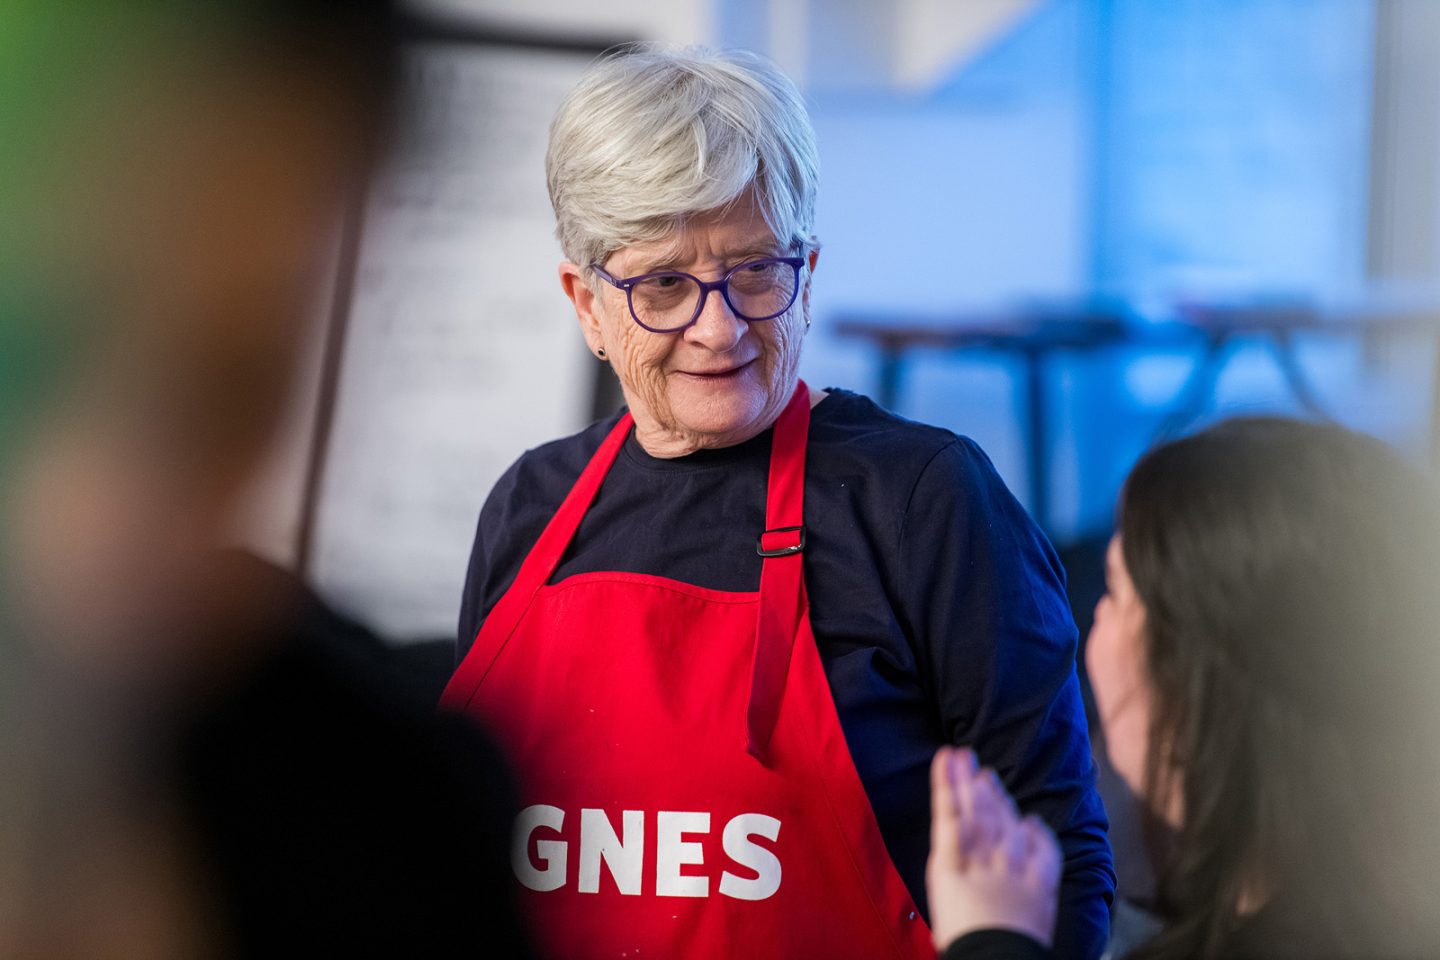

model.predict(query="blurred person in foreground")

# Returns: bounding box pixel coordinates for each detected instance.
[0,2,532,956]
[925,417,1440,959]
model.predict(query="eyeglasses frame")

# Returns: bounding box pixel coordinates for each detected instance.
[588,254,808,333]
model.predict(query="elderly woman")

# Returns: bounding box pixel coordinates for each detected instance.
[445,46,1112,959]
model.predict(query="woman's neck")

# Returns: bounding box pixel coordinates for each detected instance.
[629,387,828,459]
[631,419,770,459]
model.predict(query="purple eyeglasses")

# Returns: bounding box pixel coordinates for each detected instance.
[589,255,806,333]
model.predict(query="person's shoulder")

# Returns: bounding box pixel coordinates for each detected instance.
[513,411,623,473]
[489,412,625,503]
[810,387,996,487]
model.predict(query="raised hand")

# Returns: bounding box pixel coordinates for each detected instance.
[926,746,1061,953]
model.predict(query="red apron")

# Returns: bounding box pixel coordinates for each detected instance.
[441,381,933,959]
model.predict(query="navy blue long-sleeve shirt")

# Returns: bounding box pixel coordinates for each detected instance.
[458,388,1114,959]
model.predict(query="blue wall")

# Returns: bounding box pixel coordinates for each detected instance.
[800,1,1093,521]
[1091,0,1375,301]
[794,0,1431,540]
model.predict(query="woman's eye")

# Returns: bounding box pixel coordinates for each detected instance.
[655,276,681,288]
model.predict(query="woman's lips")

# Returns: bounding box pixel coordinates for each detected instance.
[677,359,755,380]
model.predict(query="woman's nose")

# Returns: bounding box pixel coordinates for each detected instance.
[685,288,747,352]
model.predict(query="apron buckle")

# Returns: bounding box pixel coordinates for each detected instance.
[757,525,805,557]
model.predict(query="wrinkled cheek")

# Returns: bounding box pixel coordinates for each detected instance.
[610,320,673,422]
[761,313,805,389]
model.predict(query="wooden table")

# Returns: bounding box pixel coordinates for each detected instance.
[1159,300,1440,439]
[835,302,1440,535]
[834,309,1137,532]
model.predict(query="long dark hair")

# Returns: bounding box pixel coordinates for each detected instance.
[1119,418,1440,959]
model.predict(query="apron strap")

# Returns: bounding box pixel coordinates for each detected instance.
[446,380,814,748]
[442,412,633,710]
[747,380,811,763]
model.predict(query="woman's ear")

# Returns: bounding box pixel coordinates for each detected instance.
[801,243,820,316]
[559,261,605,356]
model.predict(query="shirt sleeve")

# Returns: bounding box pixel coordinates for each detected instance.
[896,438,1115,960]
[457,457,530,664]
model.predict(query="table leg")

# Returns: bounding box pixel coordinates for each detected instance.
[877,346,906,412]
[1024,346,1050,532]
[1156,332,1232,440]
[1267,329,1333,421]
[1431,329,1440,469]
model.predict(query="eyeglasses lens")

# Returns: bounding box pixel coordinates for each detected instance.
[727,260,798,321]
[630,274,701,332]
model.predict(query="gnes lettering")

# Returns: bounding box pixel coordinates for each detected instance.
[513,806,783,901]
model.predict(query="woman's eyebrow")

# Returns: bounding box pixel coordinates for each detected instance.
[623,241,690,275]
[627,240,782,275]
[705,249,779,272]
[628,258,678,275]
[724,241,784,260]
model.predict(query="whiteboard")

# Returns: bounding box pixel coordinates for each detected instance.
[307,42,599,641]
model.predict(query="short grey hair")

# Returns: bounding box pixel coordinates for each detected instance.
[545,44,819,271]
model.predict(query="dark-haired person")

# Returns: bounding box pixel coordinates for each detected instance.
[1,3,533,956]
[926,417,1440,959]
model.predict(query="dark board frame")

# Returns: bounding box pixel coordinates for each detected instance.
[294,14,628,576]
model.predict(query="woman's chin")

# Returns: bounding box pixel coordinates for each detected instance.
[668,390,769,445]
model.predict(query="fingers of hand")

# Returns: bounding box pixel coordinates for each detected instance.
[1020,814,1063,890]
[980,767,1019,828]
[929,747,962,869]
[940,750,1046,879]
[1003,812,1030,872]
[967,764,1008,859]
[950,748,983,866]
